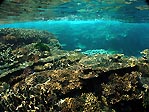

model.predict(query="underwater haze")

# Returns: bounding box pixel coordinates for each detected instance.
[0,20,149,56]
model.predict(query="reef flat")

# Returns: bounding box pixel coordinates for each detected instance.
[0,28,149,112]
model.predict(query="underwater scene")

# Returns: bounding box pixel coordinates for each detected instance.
[0,0,149,112]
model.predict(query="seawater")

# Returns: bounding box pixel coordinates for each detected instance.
[0,20,149,56]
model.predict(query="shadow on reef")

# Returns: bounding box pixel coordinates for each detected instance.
[0,28,149,112]
[113,99,145,112]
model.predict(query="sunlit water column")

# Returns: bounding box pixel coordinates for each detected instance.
[0,20,149,56]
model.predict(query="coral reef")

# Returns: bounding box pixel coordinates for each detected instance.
[0,28,61,49]
[0,28,148,112]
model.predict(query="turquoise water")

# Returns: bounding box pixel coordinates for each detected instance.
[0,20,149,56]
[0,0,149,56]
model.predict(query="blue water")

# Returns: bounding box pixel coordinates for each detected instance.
[0,20,149,56]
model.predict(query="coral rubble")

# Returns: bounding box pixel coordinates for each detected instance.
[0,28,148,112]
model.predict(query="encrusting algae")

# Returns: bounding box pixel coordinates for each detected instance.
[0,28,149,112]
